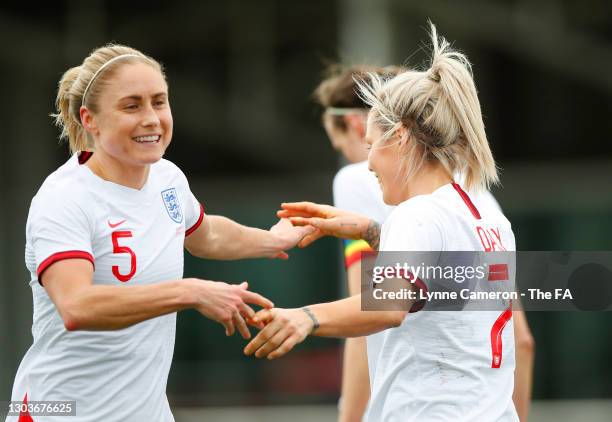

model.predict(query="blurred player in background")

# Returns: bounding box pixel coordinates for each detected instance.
[314,65,396,422]
[7,44,311,422]
[247,23,530,421]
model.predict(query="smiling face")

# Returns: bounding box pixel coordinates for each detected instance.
[82,62,172,169]
[365,112,408,205]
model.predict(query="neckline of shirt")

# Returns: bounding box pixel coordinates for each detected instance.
[396,182,456,208]
[74,153,155,198]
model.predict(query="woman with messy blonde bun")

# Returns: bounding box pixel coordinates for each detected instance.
[7,44,313,421]
[356,22,498,193]
[244,23,520,421]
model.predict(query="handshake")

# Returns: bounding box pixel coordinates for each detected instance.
[193,279,317,360]
[243,306,319,360]
[195,201,376,360]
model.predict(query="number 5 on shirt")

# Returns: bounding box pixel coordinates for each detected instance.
[111,231,137,282]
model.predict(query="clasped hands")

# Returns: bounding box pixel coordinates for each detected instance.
[204,202,371,359]
[239,202,373,359]
[243,307,315,360]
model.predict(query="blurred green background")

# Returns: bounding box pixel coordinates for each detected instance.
[1,0,611,409]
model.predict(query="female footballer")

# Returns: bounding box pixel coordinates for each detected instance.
[246,24,522,421]
[315,65,534,421]
[7,45,312,422]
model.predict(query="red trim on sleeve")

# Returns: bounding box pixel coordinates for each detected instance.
[185,203,205,237]
[451,183,481,220]
[18,393,34,422]
[408,277,428,313]
[37,250,95,285]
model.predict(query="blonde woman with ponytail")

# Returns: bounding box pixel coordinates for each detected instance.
[245,23,521,421]
[7,45,312,422]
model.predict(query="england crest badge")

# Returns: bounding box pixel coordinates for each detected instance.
[161,188,183,223]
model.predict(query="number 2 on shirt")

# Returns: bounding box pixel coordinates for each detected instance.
[111,231,137,282]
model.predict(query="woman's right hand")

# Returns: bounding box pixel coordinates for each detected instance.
[277,202,380,249]
[191,280,273,339]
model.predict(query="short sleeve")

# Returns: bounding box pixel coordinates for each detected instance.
[160,160,205,237]
[28,195,94,284]
[380,207,444,252]
[179,176,204,237]
[378,201,445,308]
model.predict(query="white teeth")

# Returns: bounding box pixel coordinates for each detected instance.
[134,135,160,143]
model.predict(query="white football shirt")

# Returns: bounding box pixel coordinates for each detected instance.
[7,152,203,422]
[332,163,510,420]
[365,183,518,422]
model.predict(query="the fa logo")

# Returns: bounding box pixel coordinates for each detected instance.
[161,188,183,224]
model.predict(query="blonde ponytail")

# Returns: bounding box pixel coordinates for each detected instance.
[357,21,498,191]
[52,66,88,153]
[427,22,498,190]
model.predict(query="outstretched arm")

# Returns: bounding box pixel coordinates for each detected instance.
[43,259,272,338]
[185,215,314,260]
[277,202,381,250]
[244,294,407,360]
